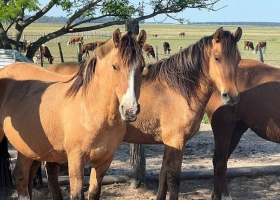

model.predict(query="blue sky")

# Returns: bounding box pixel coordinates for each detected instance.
[40,0,280,23]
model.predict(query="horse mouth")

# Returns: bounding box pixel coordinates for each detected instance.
[120,104,140,122]
[222,93,240,106]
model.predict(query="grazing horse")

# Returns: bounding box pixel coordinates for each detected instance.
[243,40,254,50]
[0,28,147,199]
[179,32,185,37]
[163,42,171,54]
[67,36,84,46]
[205,59,280,200]
[33,45,54,64]
[30,27,242,200]
[82,41,104,56]
[142,43,155,59]
[254,40,266,53]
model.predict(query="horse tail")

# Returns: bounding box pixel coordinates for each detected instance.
[0,136,13,188]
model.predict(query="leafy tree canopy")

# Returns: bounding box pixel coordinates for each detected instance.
[0,0,223,58]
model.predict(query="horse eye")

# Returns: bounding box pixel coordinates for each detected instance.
[214,57,220,62]
[112,65,119,71]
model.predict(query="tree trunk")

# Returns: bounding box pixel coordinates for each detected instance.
[125,19,146,188]
[0,23,12,49]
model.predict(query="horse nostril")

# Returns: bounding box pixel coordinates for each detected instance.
[136,104,140,115]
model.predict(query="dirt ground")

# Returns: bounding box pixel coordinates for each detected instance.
[1,123,280,200]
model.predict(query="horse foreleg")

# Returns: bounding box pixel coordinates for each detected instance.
[88,156,114,200]
[68,155,85,199]
[157,145,183,200]
[28,160,42,197]
[13,152,33,199]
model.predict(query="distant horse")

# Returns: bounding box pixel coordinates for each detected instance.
[30,27,242,200]
[67,36,84,46]
[0,28,147,199]
[152,34,158,37]
[33,45,54,64]
[179,32,185,37]
[82,41,104,56]
[163,42,171,54]
[243,40,254,50]
[254,40,266,53]
[205,59,280,200]
[142,43,155,59]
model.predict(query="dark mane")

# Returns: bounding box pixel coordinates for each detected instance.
[65,31,144,97]
[143,36,211,103]
[144,30,240,103]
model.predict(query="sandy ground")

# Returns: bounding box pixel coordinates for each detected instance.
[1,123,280,199]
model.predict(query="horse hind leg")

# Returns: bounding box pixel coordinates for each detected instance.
[13,152,34,199]
[45,162,63,200]
[0,136,13,188]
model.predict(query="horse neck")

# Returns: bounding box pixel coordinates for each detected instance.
[79,59,120,118]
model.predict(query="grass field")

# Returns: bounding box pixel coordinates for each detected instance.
[21,23,280,68]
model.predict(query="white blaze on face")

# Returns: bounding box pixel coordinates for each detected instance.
[120,63,137,110]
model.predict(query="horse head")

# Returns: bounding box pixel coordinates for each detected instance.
[208,27,242,105]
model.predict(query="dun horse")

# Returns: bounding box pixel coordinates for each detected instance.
[0,28,147,199]
[28,27,242,200]
[205,59,280,200]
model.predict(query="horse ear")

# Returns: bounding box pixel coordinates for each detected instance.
[232,27,242,43]
[112,28,122,48]
[137,30,147,48]
[213,27,224,42]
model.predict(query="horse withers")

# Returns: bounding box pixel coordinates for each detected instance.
[205,59,280,200]
[0,28,147,199]
[34,27,242,200]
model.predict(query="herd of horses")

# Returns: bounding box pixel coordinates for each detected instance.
[244,40,267,53]
[0,26,279,200]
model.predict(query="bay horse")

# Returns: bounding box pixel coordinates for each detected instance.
[179,32,185,37]
[0,28,147,199]
[254,40,266,53]
[82,41,104,56]
[243,40,254,50]
[205,59,280,200]
[30,27,242,200]
[33,45,54,64]
[163,42,171,54]
[67,36,84,46]
[142,43,155,59]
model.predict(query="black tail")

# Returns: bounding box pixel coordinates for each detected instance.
[0,137,13,189]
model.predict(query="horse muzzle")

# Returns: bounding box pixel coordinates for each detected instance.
[221,93,240,106]
[120,104,140,122]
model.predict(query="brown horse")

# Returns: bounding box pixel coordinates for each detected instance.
[254,40,267,53]
[30,27,242,200]
[142,43,156,59]
[67,36,84,46]
[82,41,104,56]
[33,45,54,64]
[179,32,185,37]
[0,28,147,199]
[205,59,280,200]
[243,40,254,50]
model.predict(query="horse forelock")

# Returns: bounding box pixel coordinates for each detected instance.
[65,32,144,98]
[221,31,241,63]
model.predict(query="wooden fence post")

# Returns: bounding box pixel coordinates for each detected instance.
[155,46,159,61]
[259,47,264,63]
[58,42,64,63]
[39,46,43,67]
[77,43,82,62]
[125,18,147,188]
